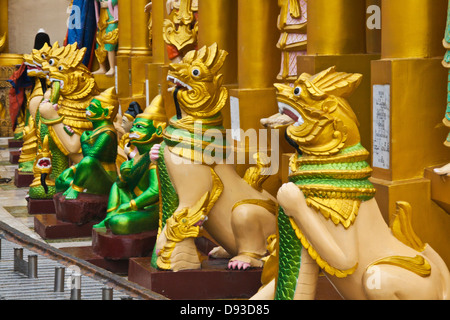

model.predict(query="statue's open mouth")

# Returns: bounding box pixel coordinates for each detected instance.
[278,101,304,127]
[50,78,64,89]
[128,132,141,140]
[25,63,44,75]
[167,75,193,92]
[36,157,51,169]
[167,75,191,120]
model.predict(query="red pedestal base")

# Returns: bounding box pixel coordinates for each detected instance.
[8,139,23,148]
[128,257,263,300]
[27,197,56,214]
[9,150,20,164]
[60,246,130,275]
[54,192,108,225]
[34,214,98,239]
[14,169,34,188]
[92,228,157,260]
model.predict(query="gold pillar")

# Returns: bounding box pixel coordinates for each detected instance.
[118,0,132,55]
[0,0,8,53]
[382,0,446,59]
[307,0,366,55]
[371,0,450,266]
[146,0,173,119]
[151,0,166,65]
[0,0,23,66]
[197,0,238,130]
[227,0,280,196]
[129,0,152,99]
[198,0,238,86]
[116,0,132,104]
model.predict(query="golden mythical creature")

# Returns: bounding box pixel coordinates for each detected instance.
[151,44,277,271]
[29,43,100,199]
[19,43,54,173]
[254,67,450,300]
[19,42,71,172]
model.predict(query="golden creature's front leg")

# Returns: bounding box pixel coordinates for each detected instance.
[293,247,320,300]
[277,182,358,272]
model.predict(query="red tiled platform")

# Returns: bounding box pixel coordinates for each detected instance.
[92,228,157,260]
[14,169,34,188]
[54,192,108,225]
[60,246,130,275]
[9,150,20,164]
[34,214,98,239]
[27,197,56,214]
[8,139,23,148]
[128,257,263,300]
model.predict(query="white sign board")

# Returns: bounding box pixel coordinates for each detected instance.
[230,96,241,141]
[372,85,391,170]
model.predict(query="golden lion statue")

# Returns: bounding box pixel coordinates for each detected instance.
[254,67,450,300]
[151,44,277,271]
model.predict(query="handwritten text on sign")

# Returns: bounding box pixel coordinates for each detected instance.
[373,85,390,170]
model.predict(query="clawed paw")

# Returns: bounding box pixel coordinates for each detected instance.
[228,260,251,270]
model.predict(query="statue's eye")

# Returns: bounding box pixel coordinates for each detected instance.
[49,59,55,66]
[135,124,143,129]
[41,54,46,59]
[293,87,302,96]
[58,66,64,71]
[191,68,200,77]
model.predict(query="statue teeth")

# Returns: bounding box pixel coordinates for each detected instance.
[128,133,141,139]
[277,101,304,126]
[166,75,193,90]
[50,78,64,89]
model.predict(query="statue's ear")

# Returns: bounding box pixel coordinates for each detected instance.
[156,126,163,136]
[103,107,110,117]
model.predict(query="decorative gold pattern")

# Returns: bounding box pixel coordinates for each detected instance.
[157,167,224,269]
[289,217,358,278]
[369,255,431,278]
[163,0,198,52]
[390,202,426,253]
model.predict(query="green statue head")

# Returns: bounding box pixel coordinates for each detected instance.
[86,87,119,124]
[128,95,167,152]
